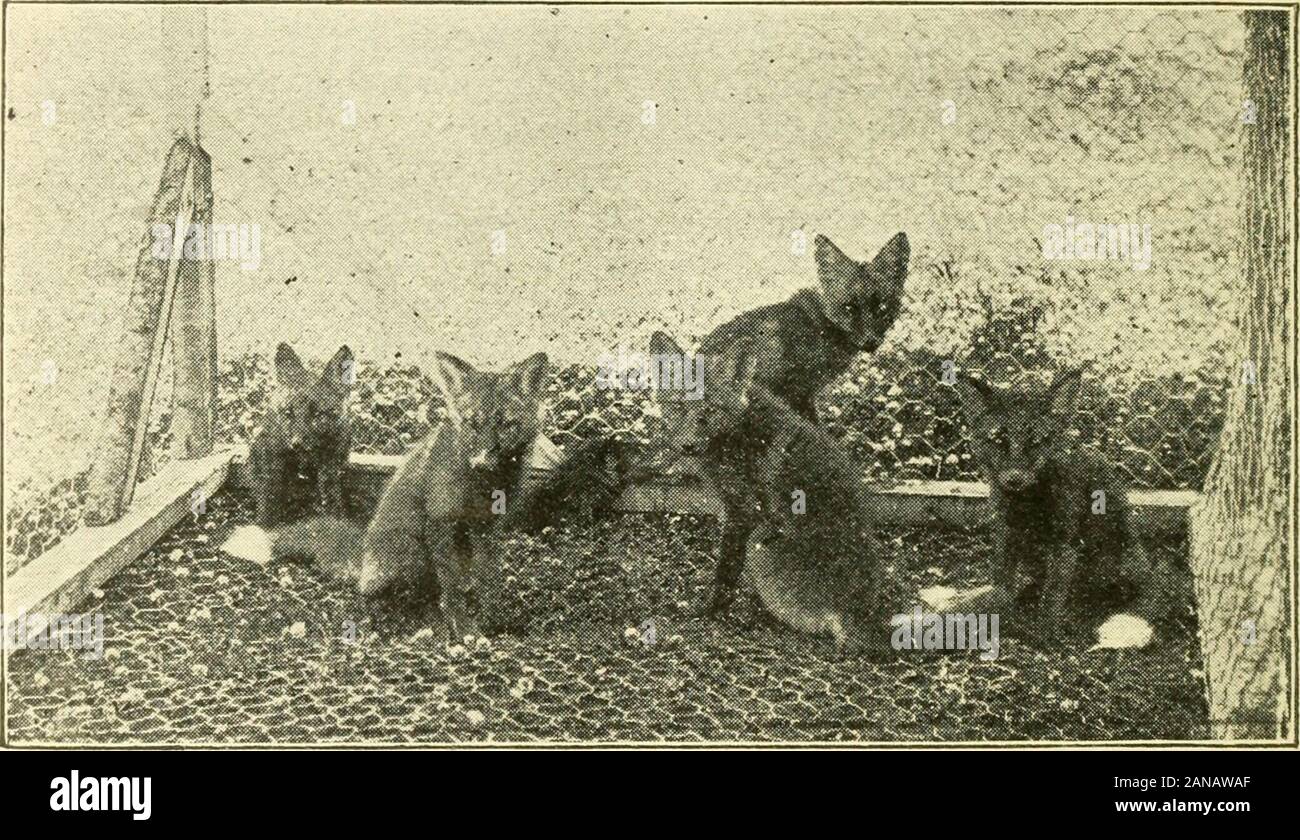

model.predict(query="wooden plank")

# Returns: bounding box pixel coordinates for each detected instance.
[228,449,1196,535]
[120,155,197,500]
[4,451,234,636]
[83,137,200,524]
[171,144,218,458]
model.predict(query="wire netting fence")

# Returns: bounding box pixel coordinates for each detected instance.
[3,4,1255,748]
[5,487,1206,743]
[5,6,1246,575]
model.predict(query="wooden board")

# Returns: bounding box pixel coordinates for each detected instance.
[4,450,234,637]
[229,449,1197,535]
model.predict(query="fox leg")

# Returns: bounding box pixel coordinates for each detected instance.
[700,518,750,615]
[430,521,480,643]
[252,451,286,527]
[790,396,820,425]
[989,519,1019,593]
[316,456,347,517]
[470,524,509,632]
[1121,540,1173,625]
[1038,543,1080,641]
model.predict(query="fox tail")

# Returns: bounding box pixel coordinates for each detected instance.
[919,583,1016,615]
[221,516,366,586]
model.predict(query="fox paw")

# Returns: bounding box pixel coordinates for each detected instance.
[681,588,737,620]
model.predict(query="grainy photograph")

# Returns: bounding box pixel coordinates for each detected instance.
[1,0,1294,747]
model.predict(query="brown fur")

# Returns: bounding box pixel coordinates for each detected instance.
[951,371,1171,641]
[651,331,889,652]
[248,344,354,527]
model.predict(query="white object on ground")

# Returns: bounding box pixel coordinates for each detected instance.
[919,584,997,613]
[919,585,959,612]
[1089,613,1154,651]
[528,433,563,470]
[221,526,273,566]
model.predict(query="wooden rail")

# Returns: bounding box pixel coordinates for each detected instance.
[6,444,1195,638]
[3,451,234,639]
[237,450,1196,535]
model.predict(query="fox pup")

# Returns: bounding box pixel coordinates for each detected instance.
[950,370,1169,644]
[228,349,549,643]
[698,232,909,422]
[248,343,355,527]
[650,331,888,651]
[503,233,908,539]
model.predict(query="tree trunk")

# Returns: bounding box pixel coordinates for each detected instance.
[1187,10,1291,741]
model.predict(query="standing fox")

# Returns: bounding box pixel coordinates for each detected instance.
[937,371,1170,646]
[649,331,889,651]
[248,343,355,527]
[509,231,910,534]
[698,232,909,421]
[226,349,549,643]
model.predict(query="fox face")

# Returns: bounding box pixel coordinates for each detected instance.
[954,370,1083,495]
[648,331,763,456]
[434,350,549,472]
[814,232,909,350]
[270,343,355,452]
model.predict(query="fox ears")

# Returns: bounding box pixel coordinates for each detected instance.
[816,231,908,283]
[433,350,549,401]
[648,330,684,358]
[815,232,909,333]
[954,369,1084,418]
[953,372,999,419]
[1046,369,1083,415]
[433,351,479,399]
[509,352,550,396]
[275,343,355,395]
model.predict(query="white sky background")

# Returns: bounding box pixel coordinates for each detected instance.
[4,4,1244,493]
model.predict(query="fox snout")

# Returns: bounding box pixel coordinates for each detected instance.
[468,448,499,471]
[678,440,704,456]
[996,469,1035,493]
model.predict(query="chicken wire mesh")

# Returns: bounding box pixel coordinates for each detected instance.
[2,5,1257,743]
[5,488,1205,744]
[4,7,1244,572]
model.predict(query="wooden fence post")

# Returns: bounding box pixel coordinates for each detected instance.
[171,147,217,459]
[83,138,199,525]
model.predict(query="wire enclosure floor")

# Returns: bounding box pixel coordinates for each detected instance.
[6,489,1207,744]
